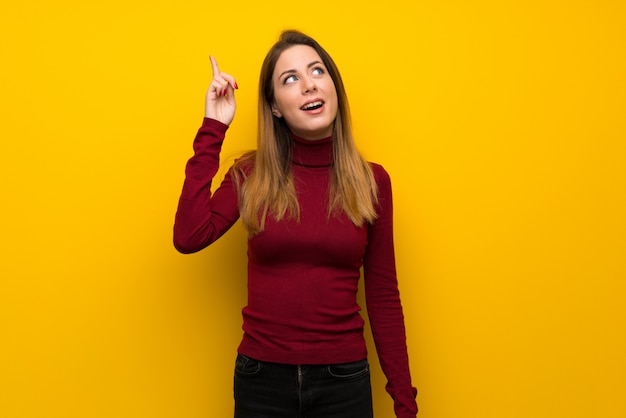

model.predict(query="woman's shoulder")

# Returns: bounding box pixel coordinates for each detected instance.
[366,162,394,201]
[368,161,391,183]
[232,151,257,174]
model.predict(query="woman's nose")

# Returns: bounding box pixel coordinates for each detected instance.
[303,77,317,93]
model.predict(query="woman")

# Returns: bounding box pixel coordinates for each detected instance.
[174,30,418,418]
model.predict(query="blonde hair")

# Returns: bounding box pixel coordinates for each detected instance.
[233,30,378,234]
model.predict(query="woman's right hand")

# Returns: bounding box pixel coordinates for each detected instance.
[205,56,238,125]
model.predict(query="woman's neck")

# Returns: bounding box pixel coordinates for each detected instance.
[290,133,333,168]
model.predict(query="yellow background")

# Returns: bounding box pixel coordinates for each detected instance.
[1,1,625,417]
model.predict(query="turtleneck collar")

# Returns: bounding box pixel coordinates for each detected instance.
[290,133,334,168]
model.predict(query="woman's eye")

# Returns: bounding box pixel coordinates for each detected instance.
[284,75,297,84]
[312,67,325,76]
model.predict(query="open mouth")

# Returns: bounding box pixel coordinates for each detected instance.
[301,100,324,111]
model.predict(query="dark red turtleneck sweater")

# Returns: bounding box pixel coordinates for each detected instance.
[174,118,417,417]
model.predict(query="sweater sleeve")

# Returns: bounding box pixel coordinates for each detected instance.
[363,164,418,417]
[173,118,241,254]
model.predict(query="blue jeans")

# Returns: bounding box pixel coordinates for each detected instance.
[233,354,374,418]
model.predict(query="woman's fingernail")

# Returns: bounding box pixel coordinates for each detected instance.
[234,82,239,90]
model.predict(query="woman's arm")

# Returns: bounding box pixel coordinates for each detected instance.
[363,164,418,417]
[173,118,241,254]
[173,57,241,253]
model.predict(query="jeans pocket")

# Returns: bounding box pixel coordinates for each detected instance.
[327,359,370,379]
[234,354,262,377]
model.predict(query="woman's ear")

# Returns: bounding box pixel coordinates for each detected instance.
[271,103,282,118]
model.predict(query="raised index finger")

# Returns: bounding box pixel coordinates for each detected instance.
[210,55,220,77]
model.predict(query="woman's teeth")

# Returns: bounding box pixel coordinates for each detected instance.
[301,101,323,110]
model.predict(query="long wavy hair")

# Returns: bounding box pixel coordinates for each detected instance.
[233,30,378,234]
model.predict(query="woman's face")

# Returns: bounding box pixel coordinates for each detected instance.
[271,45,338,140]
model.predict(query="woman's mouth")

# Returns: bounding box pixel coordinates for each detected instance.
[301,100,324,111]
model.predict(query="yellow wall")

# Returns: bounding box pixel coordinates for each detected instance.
[1,1,625,417]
